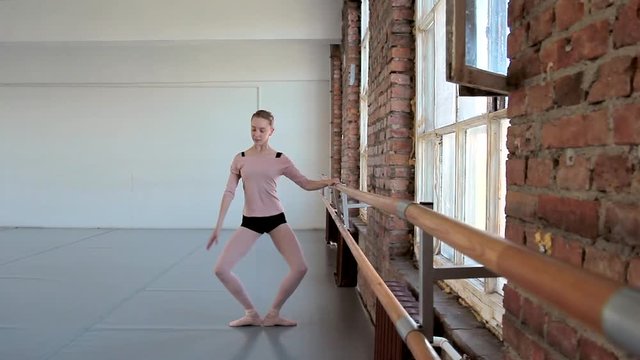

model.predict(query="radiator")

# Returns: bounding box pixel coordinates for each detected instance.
[374,281,421,360]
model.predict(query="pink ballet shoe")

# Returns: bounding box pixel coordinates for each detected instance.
[229,310,262,327]
[262,310,297,327]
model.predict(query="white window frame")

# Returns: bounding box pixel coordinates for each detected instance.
[359,0,370,221]
[415,0,508,335]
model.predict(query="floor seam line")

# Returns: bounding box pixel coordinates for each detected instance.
[0,229,116,267]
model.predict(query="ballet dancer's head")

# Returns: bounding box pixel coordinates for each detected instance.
[251,110,275,146]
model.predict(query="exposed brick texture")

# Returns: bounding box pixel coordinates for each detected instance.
[541,111,609,149]
[579,337,618,360]
[551,235,584,267]
[526,157,554,187]
[330,45,342,179]
[506,191,538,221]
[341,1,361,191]
[547,319,579,358]
[507,158,526,185]
[604,202,640,246]
[503,285,523,318]
[521,298,546,337]
[538,195,599,239]
[554,71,584,106]
[587,56,636,103]
[612,0,640,48]
[506,0,640,358]
[364,0,415,281]
[593,153,633,192]
[629,257,640,287]
[505,218,526,245]
[555,0,584,30]
[613,103,640,144]
[584,245,627,282]
[556,152,591,191]
[335,0,416,318]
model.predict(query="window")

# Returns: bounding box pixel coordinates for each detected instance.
[446,0,509,94]
[359,0,370,220]
[415,0,509,335]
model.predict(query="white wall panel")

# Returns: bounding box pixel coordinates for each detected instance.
[0,81,329,229]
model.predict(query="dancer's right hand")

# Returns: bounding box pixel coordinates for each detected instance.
[206,229,220,250]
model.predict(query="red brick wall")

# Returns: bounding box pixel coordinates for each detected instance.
[341,0,361,190]
[505,0,640,358]
[336,0,416,318]
[331,44,342,179]
[366,0,415,278]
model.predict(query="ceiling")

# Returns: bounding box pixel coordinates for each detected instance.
[0,0,342,44]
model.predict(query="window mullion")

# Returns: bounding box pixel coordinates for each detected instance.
[486,116,500,235]
[454,125,465,265]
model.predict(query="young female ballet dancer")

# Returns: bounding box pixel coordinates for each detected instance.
[206,109,338,327]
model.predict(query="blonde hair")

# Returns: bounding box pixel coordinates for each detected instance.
[251,110,275,126]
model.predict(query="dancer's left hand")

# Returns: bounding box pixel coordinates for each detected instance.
[206,229,220,250]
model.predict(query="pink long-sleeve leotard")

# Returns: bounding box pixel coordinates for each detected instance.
[223,152,310,217]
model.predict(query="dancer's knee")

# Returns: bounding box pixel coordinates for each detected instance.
[214,264,229,279]
[293,263,308,278]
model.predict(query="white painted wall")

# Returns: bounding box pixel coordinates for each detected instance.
[0,0,341,42]
[0,41,330,84]
[0,41,332,229]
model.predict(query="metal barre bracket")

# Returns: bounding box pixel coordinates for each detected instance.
[338,191,370,231]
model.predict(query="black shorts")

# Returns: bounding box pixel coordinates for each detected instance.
[241,213,287,234]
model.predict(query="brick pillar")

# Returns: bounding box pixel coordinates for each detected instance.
[366,0,415,278]
[504,0,640,359]
[341,0,361,190]
[331,44,343,179]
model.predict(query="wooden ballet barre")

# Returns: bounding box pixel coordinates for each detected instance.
[321,196,440,360]
[332,184,640,356]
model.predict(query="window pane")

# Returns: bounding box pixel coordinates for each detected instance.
[361,35,369,94]
[419,0,436,14]
[498,119,509,237]
[458,95,487,121]
[463,125,487,265]
[464,125,487,230]
[425,26,435,131]
[415,138,436,261]
[416,25,434,133]
[497,277,507,295]
[361,0,369,39]
[360,96,368,195]
[360,99,368,149]
[440,133,456,261]
[465,0,508,75]
[420,138,436,203]
[435,2,456,128]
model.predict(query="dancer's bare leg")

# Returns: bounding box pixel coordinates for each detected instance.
[214,227,262,326]
[263,224,308,327]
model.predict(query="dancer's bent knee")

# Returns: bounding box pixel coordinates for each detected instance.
[292,264,308,278]
[214,265,228,280]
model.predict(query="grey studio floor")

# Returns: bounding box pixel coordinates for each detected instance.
[0,228,374,360]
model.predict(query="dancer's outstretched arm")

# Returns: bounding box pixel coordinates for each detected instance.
[281,155,338,191]
[207,167,240,250]
[298,178,339,191]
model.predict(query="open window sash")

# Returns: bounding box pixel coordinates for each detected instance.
[446,0,509,96]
